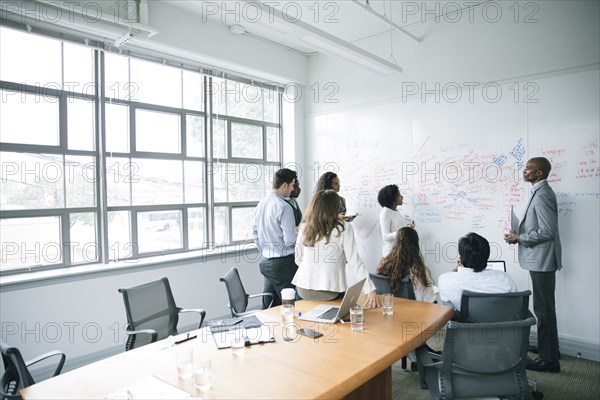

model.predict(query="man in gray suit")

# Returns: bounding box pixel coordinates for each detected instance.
[505,157,562,373]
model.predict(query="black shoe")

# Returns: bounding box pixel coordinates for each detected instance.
[527,357,560,373]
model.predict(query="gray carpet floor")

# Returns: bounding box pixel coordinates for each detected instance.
[392,353,600,400]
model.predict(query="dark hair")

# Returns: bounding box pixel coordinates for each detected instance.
[376,227,431,291]
[377,185,400,208]
[530,157,552,179]
[458,232,490,272]
[273,168,297,189]
[301,190,344,246]
[314,172,338,192]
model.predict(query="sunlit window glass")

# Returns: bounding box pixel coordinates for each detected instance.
[108,211,132,260]
[104,52,130,100]
[130,58,181,108]
[70,213,98,264]
[105,103,130,153]
[0,90,59,146]
[137,210,183,253]
[0,152,64,210]
[0,217,62,271]
[231,123,262,159]
[63,42,94,95]
[131,158,183,205]
[135,109,181,154]
[0,27,61,87]
[231,207,254,242]
[68,98,95,151]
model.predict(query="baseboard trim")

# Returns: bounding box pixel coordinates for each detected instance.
[529,333,600,362]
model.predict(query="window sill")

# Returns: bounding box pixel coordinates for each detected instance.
[0,244,259,289]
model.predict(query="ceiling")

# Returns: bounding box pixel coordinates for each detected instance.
[169,0,494,74]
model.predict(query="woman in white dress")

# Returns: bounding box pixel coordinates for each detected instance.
[293,190,379,308]
[378,184,415,257]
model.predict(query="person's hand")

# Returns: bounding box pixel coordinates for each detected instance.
[406,220,416,228]
[452,261,460,272]
[364,291,380,308]
[504,233,519,244]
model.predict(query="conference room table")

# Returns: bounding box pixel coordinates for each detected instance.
[21,298,453,399]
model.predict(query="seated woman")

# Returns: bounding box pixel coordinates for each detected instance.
[378,184,415,257]
[376,226,434,303]
[293,190,379,308]
[377,226,441,352]
[315,172,352,221]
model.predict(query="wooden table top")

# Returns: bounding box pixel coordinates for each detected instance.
[21,298,453,399]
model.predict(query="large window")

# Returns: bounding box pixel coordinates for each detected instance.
[0,26,282,274]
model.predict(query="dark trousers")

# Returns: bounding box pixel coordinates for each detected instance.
[259,255,298,308]
[530,271,560,363]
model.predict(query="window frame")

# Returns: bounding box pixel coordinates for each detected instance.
[0,26,283,276]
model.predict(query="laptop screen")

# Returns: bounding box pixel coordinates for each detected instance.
[486,260,506,272]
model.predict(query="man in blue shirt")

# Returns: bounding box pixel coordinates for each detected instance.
[252,168,299,307]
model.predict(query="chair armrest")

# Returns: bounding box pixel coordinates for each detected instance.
[415,345,442,369]
[125,327,159,343]
[178,308,207,329]
[248,292,274,308]
[25,350,66,377]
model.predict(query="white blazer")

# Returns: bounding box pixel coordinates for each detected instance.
[293,221,376,294]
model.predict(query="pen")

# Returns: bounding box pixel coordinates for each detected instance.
[175,333,197,344]
[230,318,243,326]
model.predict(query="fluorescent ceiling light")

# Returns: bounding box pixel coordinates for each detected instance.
[242,0,402,74]
[300,35,402,74]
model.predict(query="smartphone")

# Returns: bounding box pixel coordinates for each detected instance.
[298,328,323,338]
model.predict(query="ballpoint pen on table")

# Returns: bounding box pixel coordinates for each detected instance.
[175,332,197,344]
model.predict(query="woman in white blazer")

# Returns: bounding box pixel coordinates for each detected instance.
[293,190,379,308]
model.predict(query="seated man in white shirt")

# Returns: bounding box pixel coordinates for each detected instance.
[438,232,517,311]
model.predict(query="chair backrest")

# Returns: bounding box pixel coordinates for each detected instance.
[369,273,416,300]
[118,277,179,350]
[1,342,35,399]
[441,317,535,399]
[459,290,532,323]
[220,268,249,316]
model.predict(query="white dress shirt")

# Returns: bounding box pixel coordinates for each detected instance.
[438,267,518,311]
[252,192,297,259]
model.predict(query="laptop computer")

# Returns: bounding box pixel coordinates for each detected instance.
[298,278,366,324]
[486,260,507,272]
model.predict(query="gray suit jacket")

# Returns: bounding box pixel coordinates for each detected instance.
[513,180,563,272]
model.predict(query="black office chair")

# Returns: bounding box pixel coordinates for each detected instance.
[219,267,274,317]
[417,317,536,400]
[1,341,66,400]
[118,277,206,351]
[457,290,533,323]
[369,272,416,300]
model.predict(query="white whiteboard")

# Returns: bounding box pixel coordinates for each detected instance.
[306,69,599,342]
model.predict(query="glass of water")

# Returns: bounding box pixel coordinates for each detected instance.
[381,293,394,316]
[193,356,212,392]
[175,346,193,380]
[281,304,295,341]
[350,305,364,332]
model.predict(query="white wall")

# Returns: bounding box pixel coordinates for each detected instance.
[305,1,600,359]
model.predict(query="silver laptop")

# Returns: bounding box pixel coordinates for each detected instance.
[487,260,507,272]
[298,278,366,324]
